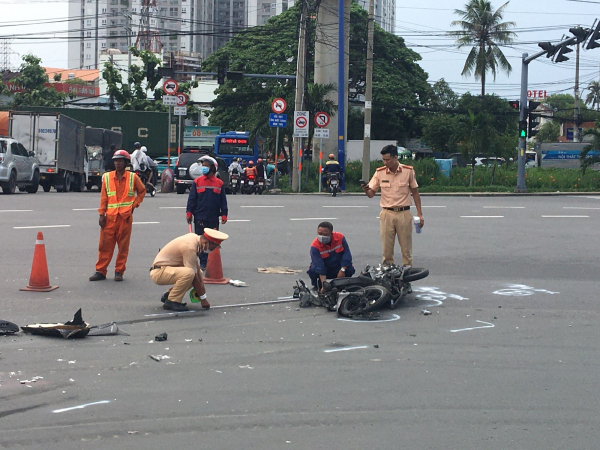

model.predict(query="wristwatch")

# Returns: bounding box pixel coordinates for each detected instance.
[340,268,346,272]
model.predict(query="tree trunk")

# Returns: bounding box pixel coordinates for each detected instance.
[481,70,485,99]
[490,162,497,186]
[470,157,475,187]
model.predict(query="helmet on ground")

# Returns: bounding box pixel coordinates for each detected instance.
[112,150,131,160]
[257,158,263,164]
[133,142,141,149]
[328,153,335,160]
[248,160,254,166]
[141,146,147,153]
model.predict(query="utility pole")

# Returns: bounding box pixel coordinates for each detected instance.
[362,0,374,183]
[94,0,99,69]
[292,9,307,192]
[337,0,346,187]
[125,12,132,90]
[574,41,581,142]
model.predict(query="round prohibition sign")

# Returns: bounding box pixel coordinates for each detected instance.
[175,93,188,106]
[162,78,179,95]
[296,116,308,128]
[314,111,330,127]
[271,98,287,113]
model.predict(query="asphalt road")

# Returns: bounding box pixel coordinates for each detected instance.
[1,190,599,449]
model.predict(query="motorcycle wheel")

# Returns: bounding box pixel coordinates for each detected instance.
[338,285,391,318]
[402,267,429,282]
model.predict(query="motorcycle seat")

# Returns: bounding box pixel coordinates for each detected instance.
[325,275,376,291]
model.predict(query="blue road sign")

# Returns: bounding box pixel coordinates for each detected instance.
[269,113,287,128]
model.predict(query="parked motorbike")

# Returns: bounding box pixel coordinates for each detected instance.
[326,172,340,197]
[135,167,156,197]
[294,264,429,319]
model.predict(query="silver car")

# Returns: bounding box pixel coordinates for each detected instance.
[0,137,40,194]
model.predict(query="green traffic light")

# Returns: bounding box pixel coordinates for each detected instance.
[520,129,526,138]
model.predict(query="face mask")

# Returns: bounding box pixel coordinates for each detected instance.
[201,166,210,176]
[317,235,331,244]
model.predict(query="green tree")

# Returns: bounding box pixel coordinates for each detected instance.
[421,114,458,154]
[430,78,459,109]
[102,48,197,112]
[585,81,600,111]
[580,122,600,174]
[9,54,67,107]
[450,0,516,98]
[535,121,560,143]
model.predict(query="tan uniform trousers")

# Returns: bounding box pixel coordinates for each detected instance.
[379,209,413,266]
[149,266,203,303]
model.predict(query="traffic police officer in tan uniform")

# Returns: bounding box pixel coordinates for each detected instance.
[362,145,424,267]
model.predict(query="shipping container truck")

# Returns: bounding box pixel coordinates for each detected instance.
[9,112,88,192]
[85,127,123,190]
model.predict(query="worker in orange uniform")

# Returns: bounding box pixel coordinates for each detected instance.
[89,150,146,282]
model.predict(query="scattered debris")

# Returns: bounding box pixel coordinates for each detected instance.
[0,320,19,335]
[185,339,193,342]
[229,279,248,287]
[21,309,90,339]
[257,267,301,274]
[155,333,168,342]
[421,309,432,315]
[374,344,379,348]
[148,354,170,362]
[88,322,130,336]
[128,431,138,435]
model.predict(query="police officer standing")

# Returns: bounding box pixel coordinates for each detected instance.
[362,145,424,267]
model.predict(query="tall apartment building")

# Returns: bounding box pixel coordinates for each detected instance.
[356,0,395,33]
[68,0,247,69]
[246,0,294,27]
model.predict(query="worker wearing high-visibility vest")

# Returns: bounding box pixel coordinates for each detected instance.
[89,150,146,282]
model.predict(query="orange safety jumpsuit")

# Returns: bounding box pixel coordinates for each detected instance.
[95,170,146,275]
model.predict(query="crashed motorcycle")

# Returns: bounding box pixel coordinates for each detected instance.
[294,264,429,318]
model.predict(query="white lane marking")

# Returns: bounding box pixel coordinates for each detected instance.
[338,313,401,323]
[563,207,600,210]
[290,218,337,221]
[422,205,446,208]
[72,208,98,211]
[322,206,368,208]
[0,209,33,212]
[143,298,297,317]
[159,206,185,209]
[483,206,525,209]
[227,219,251,222]
[13,225,71,229]
[541,215,589,218]
[240,206,284,208]
[324,346,369,353]
[53,400,110,414]
[460,216,504,218]
[451,320,495,333]
[133,221,160,225]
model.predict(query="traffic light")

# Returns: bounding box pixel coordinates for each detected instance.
[146,61,157,82]
[538,42,559,58]
[569,26,590,44]
[554,44,573,63]
[586,20,600,50]
[519,120,527,139]
[528,101,541,138]
[508,100,520,110]
[217,64,226,85]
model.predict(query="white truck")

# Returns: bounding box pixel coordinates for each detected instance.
[9,112,88,192]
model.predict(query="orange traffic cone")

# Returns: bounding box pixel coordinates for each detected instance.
[20,232,59,292]
[203,247,230,285]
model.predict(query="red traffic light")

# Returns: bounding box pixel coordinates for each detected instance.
[508,100,520,110]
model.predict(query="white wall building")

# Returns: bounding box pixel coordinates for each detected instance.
[356,0,395,33]
[246,0,294,27]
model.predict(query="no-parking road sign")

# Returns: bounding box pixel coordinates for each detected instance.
[271,98,287,113]
[293,111,309,137]
[162,79,178,95]
[314,111,330,128]
[175,93,188,106]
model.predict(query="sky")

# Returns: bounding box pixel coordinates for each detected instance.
[1,0,599,101]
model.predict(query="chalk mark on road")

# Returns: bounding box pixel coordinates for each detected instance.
[337,313,401,323]
[53,400,111,414]
[13,225,71,229]
[493,284,559,296]
[451,320,494,333]
[324,346,369,353]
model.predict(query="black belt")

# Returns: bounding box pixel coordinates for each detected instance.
[383,206,410,212]
[150,265,162,272]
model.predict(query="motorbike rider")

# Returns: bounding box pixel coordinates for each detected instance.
[255,158,266,179]
[322,153,342,187]
[130,142,145,172]
[307,221,355,291]
[244,160,258,178]
[228,158,243,175]
[186,155,228,269]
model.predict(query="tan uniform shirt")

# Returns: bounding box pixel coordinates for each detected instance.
[152,234,201,271]
[368,164,419,208]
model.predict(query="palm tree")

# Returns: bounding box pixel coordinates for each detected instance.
[580,122,600,174]
[585,81,600,111]
[450,0,516,98]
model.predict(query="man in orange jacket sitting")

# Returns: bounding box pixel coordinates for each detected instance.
[89,150,146,282]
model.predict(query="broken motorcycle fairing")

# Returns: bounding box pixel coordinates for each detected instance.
[0,320,19,335]
[21,309,91,339]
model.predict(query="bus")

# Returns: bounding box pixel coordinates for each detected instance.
[213,131,259,166]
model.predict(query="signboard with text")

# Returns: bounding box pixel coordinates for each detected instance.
[293,111,309,137]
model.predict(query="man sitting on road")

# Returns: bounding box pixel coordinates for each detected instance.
[150,229,229,311]
[307,221,355,290]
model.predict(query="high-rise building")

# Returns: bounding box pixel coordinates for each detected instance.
[68,0,247,69]
[356,0,395,33]
[246,0,294,27]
